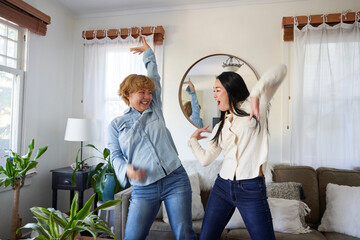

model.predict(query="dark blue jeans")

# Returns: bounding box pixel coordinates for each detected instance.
[124,165,197,240]
[200,175,276,240]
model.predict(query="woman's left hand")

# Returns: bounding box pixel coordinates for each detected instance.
[249,96,260,120]
[130,36,150,54]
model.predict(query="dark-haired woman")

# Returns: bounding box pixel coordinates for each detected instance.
[188,65,287,240]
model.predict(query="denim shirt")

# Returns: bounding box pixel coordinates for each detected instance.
[108,48,182,188]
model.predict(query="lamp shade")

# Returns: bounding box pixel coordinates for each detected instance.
[64,118,96,142]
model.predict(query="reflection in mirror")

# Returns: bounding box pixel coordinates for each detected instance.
[179,54,259,129]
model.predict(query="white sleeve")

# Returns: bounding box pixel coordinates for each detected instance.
[188,124,222,166]
[250,64,287,104]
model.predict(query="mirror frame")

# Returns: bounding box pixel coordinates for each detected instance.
[178,53,259,128]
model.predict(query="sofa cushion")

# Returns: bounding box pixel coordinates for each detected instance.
[272,165,319,225]
[225,197,311,234]
[317,167,360,219]
[226,228,327,240]
[162,173,204,223]
[318,183,360,238]
[322,232,360,240]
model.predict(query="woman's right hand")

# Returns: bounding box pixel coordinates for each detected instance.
[126,164,146,181]
[184,78,195,92]
[191,125,211,140]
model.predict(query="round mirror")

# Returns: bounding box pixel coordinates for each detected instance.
[179,54,259,129]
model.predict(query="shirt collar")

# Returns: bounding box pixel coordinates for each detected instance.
[123,106,153,115]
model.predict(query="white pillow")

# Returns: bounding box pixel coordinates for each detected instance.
[318,183,360,238]
[163,173,204,223]
[225,197,311,234]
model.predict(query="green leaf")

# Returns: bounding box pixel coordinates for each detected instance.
[5,159,15,177]
[19,161,38,176]
[94,199,121,212]
[71,166,79,186]
[49,211,60,237]
[18,222,50,239]
[69,192,79,220]
[96,224,118,240]
[34,145,48,160]
[103,148,110,159]
[23,138,35,160]
[75,193,95,220]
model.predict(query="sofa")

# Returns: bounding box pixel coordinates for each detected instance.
[114,164,360,240]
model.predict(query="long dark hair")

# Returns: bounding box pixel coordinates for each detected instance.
[211,71,259,145]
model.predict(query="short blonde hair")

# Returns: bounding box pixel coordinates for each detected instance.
[118,74,155,105]
[184,101,192,117]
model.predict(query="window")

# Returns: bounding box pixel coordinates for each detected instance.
[0,18,26,166]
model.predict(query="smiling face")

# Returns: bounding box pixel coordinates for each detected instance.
[213,79,230,112]
[128,89,152,113]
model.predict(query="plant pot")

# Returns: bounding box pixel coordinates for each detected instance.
[102,173,116,202]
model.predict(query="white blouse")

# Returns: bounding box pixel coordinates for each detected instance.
[188,64,287,181]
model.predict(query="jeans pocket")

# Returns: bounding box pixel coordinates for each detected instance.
[240,182,263,193]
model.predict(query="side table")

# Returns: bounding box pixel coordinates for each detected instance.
[50,167,97,210]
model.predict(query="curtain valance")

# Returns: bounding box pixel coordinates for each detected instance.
[82,26,165,45]
[282,11,359,41]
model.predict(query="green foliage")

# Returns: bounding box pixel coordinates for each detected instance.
[18,192,121,240]
[71,144,121,202]
[0,138,48,188]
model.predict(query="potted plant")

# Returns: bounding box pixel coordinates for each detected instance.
[18,192,121,240]
[0,138,48,240]
[71,144,122,202]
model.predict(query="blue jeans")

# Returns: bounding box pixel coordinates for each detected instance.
[200,175,275,240]
[124,165,197,240]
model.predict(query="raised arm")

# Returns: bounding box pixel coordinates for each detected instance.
[249,64,287,120]
[130,37,161,107]
[185,81,204,128]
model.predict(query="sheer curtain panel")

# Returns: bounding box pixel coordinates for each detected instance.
[290,17,360,169]
[82,34,163,157]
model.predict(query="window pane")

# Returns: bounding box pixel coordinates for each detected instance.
[8,27,18,41]
[7,40,17,58]
[0,71,13,164]
[0,56,4,65]
[6,58,17,68]
[0,23,5,37]
[6,58,16,68]
[0,36,5,55]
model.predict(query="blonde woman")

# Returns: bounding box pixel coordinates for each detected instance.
[108,37,196,240]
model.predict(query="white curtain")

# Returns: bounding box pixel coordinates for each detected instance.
[290,19,360,170]
[82,33,163,159]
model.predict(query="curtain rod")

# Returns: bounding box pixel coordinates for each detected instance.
[282,11,359,41]
[82,26,165,45]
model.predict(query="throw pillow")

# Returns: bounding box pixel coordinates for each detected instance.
[318,183,360,238]
[266,182,304,200]
[225,197,311,234]
[163,173,204,223]
[266,181,306,227]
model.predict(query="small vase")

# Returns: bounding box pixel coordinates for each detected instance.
[102,173,116,202]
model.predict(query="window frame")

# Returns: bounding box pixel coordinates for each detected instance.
[0,18,26,166]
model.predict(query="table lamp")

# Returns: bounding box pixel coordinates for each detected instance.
[64,118,95,169]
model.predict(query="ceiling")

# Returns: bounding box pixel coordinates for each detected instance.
[54,0,297,17]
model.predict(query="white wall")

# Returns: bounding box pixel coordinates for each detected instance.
[72,0,360,164]
[0,1,78,238]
